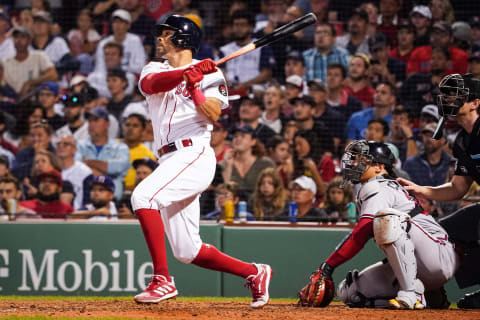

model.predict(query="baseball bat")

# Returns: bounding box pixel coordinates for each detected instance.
[215,13,318,66]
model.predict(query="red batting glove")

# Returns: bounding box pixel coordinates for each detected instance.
[194,59,218,74]
[184,65,204,88]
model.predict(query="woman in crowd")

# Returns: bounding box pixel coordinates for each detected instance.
[430,0,455,24]
[318,176,356,222]
[266,135,293,187]
[5,103,44,149]
[251,168,287,220]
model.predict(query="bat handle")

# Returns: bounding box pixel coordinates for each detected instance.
[215,56,229,66]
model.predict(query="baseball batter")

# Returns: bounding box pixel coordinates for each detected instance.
[130,15,272,308]
[310,141,460,309]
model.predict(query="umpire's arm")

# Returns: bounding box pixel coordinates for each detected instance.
[398,174,473,202]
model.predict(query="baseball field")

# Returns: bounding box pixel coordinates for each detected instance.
[1,296,479,320]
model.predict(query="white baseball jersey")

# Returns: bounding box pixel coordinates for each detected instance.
[139,59,229,152]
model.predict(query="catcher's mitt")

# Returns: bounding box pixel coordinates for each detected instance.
[298,267,335,307]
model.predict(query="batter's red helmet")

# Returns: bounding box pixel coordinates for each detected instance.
[154,15,202,54]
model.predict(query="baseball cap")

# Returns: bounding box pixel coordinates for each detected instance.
[469,51,480,62]
[368,32,388,51]
[351,7,369,22]
[86,107,110,122]
[239,95,263,109]
[112,9,131,23]
[61,93,85,107]
[33,11,52,23]
[292,95,315,107]
[107,68,127,81]
[38,170,63,187]
[122,102,150,120]
[80,86,99,103]
[397,18,415,32]
[432,21,452,34]
[133,157,158,172]
[39,82,59,96]
[307,79,326,92]
[233,125,256,138]
[70,74,88,87]
[469,16,480,28]
[452,21,472,43]
[420,104,440,121]
[286,75,303,89]
[286,51,305,65]
[289,176,317,195]
[410,5,432,19]
[91,175,115,193]
[12,26,31,38]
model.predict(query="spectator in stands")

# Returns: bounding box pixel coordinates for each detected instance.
[81,86,120,139]
[211,121,230,162]
[221,126,275,199]
[94,9,146,74]
[325,63,362,121]
[3,26,57,98]
[19,170,74,218]
[204,181,254,221]
[0,63,17,116]
[12,121,54,181]
[67,9,100,74]
[0,175,34,216]
[219,10,275,91]
[389,20,416,65]
[56,135,92,210]
[401,46,449,117]
[12,9,34,35]
[72,175,118,220]
[419,104,440,131]
[121,113,155,192]
[157,0,198,23]
[259,84,286,134]
[360,2,378,37]
[251,167,287,220]
[407,21,469,75]
[429,0,455,24]
[468,51,480,79]
[376,0,400,47]
[386,106,419,163]
[37,82,65,130]
[265,135,292,187]
[365,118,389,142]
[368,32,406,87]
[403,123,452,187]
[4,103,43,149]
[471,16,480,47]
[88,42,136,99]
[0,112,18,156]
[410,5,432,48]
[233,96,276,147]
[0,155,11,178]
[344,54,375,109]
[346,82,395,143]
[284,75,304,101]
[0,10,14,60]
[284,50,306,79]
[55,93,88,143]
[318,176,356,222]
[292,96,334,154]
[303,23,350,82]
[278,175,323,221]
[132,157,158,187]
[452,21,472,54]
[75,107,130,199]
[335,7,370,56]
[104,68,133,120]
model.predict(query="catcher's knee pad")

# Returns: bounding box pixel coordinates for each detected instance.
[373,208,409,245]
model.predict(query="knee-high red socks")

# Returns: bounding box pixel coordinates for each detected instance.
[135,209,171,282]
[192,243,257,278]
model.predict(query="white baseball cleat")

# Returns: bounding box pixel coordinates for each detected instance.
[245,263,273,308]
[134,275,178,303]
[388,290,426,310]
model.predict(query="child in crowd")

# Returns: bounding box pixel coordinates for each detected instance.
[319,176,357,222]
[251,168,287,220]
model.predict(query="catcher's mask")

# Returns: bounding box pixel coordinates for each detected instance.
[341,140,395,186]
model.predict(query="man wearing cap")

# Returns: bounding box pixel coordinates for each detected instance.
[277,176,322,221]
[72,175,118,220]
[55,93,89,143]
[407,21,469,75]
[3,26,57,97]
[20,170,74,218]
[75,107,130,200]
[284,75,304,101]
[0,10,14,60]
[403,122,451,187]
[389,20,416,65]
[94,9,146,74]
[344,54,376,109]
[303,22,350,82]
[81,86,120,139]
[335,7,370,56]
[368,32,406,87]
[105,68,133,120]
[38,81,65,130]
[284,51,306,80]
[468,51,480,79]
[410,5,432,48]
[121,113,156,191]
[88,42,136,98]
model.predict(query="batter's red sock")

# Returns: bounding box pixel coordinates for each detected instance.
[135,209,171,282]
[191,243,258,278]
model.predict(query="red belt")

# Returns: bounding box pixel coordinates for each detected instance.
[158,139,192,157]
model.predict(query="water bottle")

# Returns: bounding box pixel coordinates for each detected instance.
[288,202,297,223]
[238,201,247,222]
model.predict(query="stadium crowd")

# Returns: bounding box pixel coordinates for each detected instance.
[0,0,479,222]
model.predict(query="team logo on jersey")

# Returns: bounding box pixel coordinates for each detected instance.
[218,84,227,96]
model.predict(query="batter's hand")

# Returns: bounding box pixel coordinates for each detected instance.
[183,66,204,87]
[396,178,430,199]
[194,59,218,74]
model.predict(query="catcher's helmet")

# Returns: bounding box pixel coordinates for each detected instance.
[154,15,202,54]
[341,140,395,184]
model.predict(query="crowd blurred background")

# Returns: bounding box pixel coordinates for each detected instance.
[0,0,479,222]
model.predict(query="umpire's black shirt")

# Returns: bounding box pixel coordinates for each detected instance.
[453,116,480,184]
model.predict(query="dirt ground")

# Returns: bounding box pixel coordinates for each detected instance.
[1,300,480,320]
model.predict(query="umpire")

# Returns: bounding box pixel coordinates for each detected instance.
[398,73,480,308]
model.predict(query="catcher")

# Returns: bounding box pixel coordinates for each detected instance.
[298,140,460,309]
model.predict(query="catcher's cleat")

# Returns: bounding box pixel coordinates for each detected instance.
[134,275,178,303]
[458,290,480,309]
[388,298,425,310]
[245,263,273,308]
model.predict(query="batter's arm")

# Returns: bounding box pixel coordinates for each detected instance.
[195,97,222,122]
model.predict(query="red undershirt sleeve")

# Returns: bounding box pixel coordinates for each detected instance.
[325,217,374,268]
[140,69,185,94]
